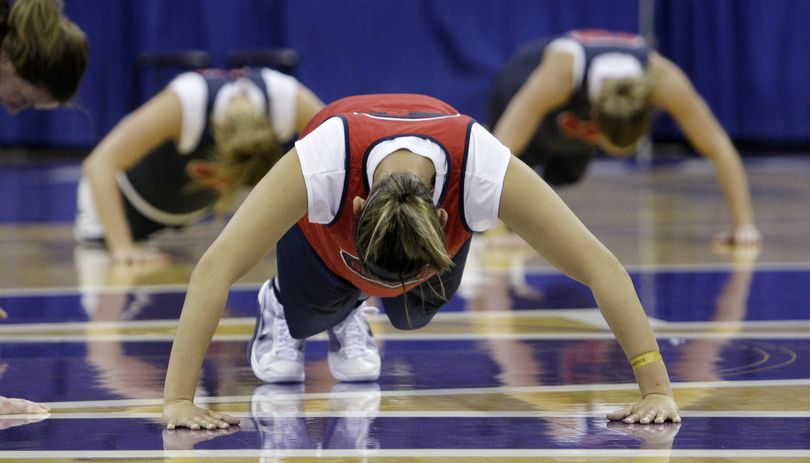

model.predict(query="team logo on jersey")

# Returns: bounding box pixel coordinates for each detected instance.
[339,248,429,289]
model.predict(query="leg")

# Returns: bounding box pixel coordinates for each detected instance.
[275,225,363,339]
[382,238,472,330]
[326,301,381,382]
[248,279,307,383]
[249,224,379,383]
[277,225,381,381]
[74,178,106,242]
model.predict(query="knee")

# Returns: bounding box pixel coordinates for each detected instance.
[386,308,437,331]
[388,317,429,331]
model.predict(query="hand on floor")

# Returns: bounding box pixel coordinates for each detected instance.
[163,399,240,430]
[0,396,50,415]
[607,393,681,424]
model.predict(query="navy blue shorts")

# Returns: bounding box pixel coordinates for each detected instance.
[275,224,471,339]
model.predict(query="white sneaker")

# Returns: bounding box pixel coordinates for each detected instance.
[248,279,305,383]
[327,303,381,382]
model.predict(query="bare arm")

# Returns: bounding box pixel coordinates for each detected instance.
[649,53,759,246]
[499,156,679,423]
[163,148,308,429]
[81,89,183,262]
[492,50,575,154]
[293,83,324,133]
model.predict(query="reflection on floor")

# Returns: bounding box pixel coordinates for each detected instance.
[1,155,810,461]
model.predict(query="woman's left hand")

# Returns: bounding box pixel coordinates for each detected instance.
[607,393,681,424]
[0,396,50,415]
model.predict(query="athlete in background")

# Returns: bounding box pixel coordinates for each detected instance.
[0,0,88,416]
[76,67,323,264]
[489,29,759,248]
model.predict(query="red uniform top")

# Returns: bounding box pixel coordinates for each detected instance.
[297,94,475,297]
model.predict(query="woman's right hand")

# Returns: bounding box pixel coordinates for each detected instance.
[162,399,240,430]
[112,245,172,265]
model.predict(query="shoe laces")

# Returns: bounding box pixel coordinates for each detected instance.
[267,306,301,361]
[336,305,378,359]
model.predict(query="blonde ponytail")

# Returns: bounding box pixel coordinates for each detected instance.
[595,77,653,148]
[355,172,453,282]
[202,110,281,214]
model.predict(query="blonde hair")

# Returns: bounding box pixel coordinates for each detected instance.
[205,110,281,213]
[355,172,453,283]
[595,77,653,149]
[0,0,89,102]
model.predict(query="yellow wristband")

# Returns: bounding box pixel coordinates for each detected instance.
[630,351,663,369]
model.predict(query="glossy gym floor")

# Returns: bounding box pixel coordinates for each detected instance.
[1,153,809,462]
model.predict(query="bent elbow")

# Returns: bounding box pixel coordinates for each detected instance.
[585,253,632,290]
[81,152,116,181]
[190,249,240,290]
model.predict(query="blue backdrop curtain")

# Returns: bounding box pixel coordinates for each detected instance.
[0,0,806,148]
[654,0,810,143]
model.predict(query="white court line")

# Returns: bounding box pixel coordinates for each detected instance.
[0,316,249,333]
[3,330,810,343]
[0,306,801,330]
[1,449,810,459]
[1,260,809,297]
[627,261,810,273]
[14,410,810,420]
[0,308,614,333]
[2,307,810,331]
[0,282,260,297]
[40,378,810,410]
[469,260,810,274]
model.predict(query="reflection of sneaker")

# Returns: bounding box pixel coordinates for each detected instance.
[327,304,381,382]
[325,382,381,451]
[250,384,312,451]
[328,382,382,416]
[248,279,305,383]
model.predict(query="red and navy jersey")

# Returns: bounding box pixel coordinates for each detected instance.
[297,94,476,297]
